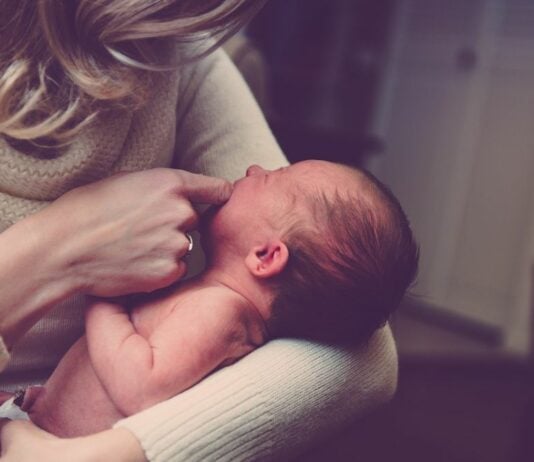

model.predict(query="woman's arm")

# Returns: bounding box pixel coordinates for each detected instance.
[115,327,398,462]
[0,211,83,350]
[0,169,232,354]
[0,329,396,462]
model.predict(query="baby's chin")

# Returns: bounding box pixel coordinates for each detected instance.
[198,203,227,250]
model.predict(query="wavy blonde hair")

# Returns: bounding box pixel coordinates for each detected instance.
[0,0,266,148]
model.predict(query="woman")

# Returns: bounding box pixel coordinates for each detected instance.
[0,1,398,460]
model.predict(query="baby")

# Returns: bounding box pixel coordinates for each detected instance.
[4,160,418,437]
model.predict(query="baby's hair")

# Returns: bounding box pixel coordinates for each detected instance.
[0,0,266,146]
[268,166,419,344]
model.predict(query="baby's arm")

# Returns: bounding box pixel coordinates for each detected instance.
[85,296,249,417]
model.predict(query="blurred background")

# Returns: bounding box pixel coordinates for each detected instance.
[239,0,534,460]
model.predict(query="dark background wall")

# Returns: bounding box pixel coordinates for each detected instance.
[248,0,392,165]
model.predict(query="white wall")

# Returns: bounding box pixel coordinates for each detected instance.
[370,0,534,356]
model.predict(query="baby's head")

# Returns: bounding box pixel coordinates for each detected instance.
[204,160,419,344]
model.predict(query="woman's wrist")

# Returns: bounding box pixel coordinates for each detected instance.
[0,213,81,348]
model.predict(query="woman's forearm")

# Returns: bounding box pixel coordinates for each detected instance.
[0,212,79,349]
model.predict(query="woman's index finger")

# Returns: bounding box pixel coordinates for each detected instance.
[177,171,233,204]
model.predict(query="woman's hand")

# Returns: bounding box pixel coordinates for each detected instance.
[0,168,231,348]
[34,168,232,297]
[0,419,147,462]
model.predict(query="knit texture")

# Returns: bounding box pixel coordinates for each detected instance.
[0,45,398,461]
[115,328,397,462]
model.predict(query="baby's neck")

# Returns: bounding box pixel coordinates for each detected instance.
[187,265,271,323]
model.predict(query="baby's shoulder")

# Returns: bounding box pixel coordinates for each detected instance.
[178,285,244,313]
[179,286,265,347]
[170,286,247,330]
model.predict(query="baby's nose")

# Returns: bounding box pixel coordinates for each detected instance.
[246,165,267,177]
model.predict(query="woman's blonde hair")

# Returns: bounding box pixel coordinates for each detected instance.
[0,0,266,148]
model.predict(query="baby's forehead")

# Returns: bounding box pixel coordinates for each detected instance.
[290,161,365,195]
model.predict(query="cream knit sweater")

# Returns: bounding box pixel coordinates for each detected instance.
[0,47,398,461]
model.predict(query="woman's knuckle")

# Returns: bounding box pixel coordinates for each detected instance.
[148,169,177,190]
[175,234,190,253]
[173,201,197,227]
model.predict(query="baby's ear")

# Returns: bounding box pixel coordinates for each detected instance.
[245,240,289,279]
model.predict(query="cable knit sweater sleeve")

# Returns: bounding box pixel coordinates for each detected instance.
[114,49,399,461]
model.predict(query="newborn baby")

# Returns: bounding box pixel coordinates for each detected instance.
[6,160,418,437]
